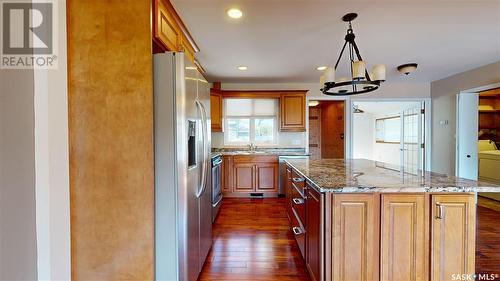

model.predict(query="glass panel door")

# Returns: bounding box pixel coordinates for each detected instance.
[401,103,424,175]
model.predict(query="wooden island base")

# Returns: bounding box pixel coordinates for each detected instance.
[285,163,477,281]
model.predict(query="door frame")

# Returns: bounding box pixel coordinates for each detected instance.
[455,82,500,178]
[348,98,432,171]
[305,96,350,159]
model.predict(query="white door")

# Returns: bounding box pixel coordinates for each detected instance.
[456,93,479,180]
[401,103,425,175]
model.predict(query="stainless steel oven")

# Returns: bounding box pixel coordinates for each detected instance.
[211,154,223,222]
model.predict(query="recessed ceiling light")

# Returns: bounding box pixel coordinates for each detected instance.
[237,66,248,71]
[316,66,327,71]
[227,8,243,19]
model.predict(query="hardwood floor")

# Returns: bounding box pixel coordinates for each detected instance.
[199,198,311,281]
[199,198,500,280]
[476,205,500,274]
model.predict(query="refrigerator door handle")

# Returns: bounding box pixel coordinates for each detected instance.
[195,99,208,198]
[199,100,210,197]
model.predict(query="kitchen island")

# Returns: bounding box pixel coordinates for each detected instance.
[283,158,500,281]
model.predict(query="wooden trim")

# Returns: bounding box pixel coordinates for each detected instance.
[222,90,307,99]
[158,0,199,53]
[479,87,500,96]
[194,60,205,74]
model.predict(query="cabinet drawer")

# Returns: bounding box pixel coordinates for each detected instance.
[291,169,305,192]
[291,183,306,225]
[291,208,306,258]
[233,155,278,163]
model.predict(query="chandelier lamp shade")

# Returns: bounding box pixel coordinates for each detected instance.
[321,13,386,96]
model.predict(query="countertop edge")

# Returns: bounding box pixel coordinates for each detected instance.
[283,159,499,193]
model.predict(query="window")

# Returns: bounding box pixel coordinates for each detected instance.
[224,98,277,145]
[375,116,400,143]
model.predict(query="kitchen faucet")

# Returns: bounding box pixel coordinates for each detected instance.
[248,143,257,152]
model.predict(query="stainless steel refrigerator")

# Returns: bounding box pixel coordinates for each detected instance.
[154,52,212,281]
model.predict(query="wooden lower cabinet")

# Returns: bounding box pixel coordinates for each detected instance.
[330,194,380,281]
[381,194,429,281]
[224,155,278,196]
[233,163,254,192]
[256,163,278,191]
[431,194,476,281]
[222,155,232,192]
[283,167,477,281]
[306,185,321,281]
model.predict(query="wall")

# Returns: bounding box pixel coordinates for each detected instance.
[222,82,430,99]
[216,82,429,151]
[67,1,154,280]
[213,83,311,148]
[373,143,400,166]
[212,130,305,148]
[352,111,401,166]
[431,61,500,175]
[0,71,38,280]
[352,112,374,160]
[34,0,71,279]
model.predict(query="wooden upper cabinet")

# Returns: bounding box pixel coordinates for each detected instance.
[154,0,179,51]
[211,82,223,132]
[331,194,379,281]
[381,194,429,281]
[153,0,199,62]
[280,92,307,132]
[431,194,476,281]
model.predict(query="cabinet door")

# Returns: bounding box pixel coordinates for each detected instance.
[233,164,254,192]
[255,163,278,192]
[381,194,428,281]
[154,0,179,51]
[306,185,321,281]
[431,195,475,281]
[210,92,223,132]
[222,155,232,192]
[331,194,379,281]
[280,93,306,132]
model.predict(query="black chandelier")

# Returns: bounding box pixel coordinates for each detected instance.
[321,13,386,96]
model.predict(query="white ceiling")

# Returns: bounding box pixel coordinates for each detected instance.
[171,0,500,83]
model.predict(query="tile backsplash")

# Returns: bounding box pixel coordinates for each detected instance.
[211,132,307,149]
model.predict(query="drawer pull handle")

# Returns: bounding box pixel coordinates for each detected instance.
[436,203,444,219]
[292,198,304,205]
[292,226,303,235]
[292,177,304,183]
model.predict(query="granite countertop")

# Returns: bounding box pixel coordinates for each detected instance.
[284,158,500,193]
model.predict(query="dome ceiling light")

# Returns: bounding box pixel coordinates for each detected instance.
[320,13,386,96]
[397,63,418,75]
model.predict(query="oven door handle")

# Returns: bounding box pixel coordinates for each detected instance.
[212,195,223,207]
[213,158,222,166]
